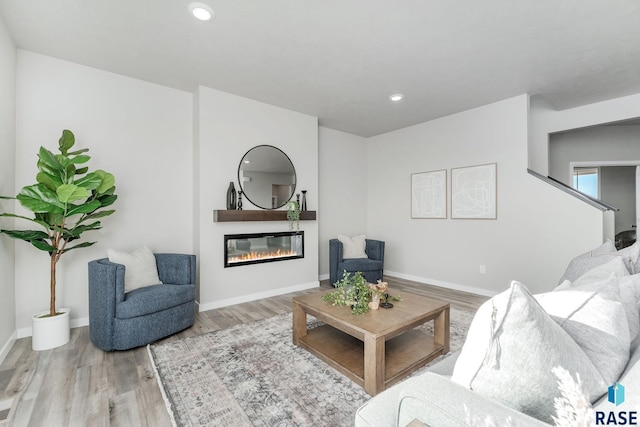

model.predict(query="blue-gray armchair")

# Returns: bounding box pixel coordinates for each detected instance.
[88,253,196,351]
[329,239,385,285]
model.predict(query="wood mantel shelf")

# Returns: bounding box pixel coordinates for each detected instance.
[213,210,317,222]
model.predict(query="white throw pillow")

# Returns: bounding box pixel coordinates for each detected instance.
[107,246,162,292]
[452,281,607,424]
[569,257,639,340]
[337,234,368,259]
[536,275,630,386]
[618,241,640,274]
[558,240,632,284]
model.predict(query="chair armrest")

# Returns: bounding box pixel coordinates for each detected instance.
[396,373,550,427]
[88,258,126,351]
[154,253,196,285]
[365,239,385,262]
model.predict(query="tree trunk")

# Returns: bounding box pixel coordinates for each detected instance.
[50,253,56,317]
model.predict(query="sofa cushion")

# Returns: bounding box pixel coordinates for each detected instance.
[451,281,607,424]
[107,246,163,292]
[569,257,640,340]
[593,334,640,414]
[618,241,640,274]
[558,240,632,283]
[338,259,383,273]
[116,283,196,319]
[338,234,368,259]
[536,275,631,386]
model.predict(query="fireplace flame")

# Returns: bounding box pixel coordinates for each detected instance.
[228,249,299,264]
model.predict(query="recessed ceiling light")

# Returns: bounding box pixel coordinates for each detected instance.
[389,94,404,102]
[188,2,215,21]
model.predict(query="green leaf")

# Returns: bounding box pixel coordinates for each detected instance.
[66,221,101,238]
[65,164,76,181]
[31,240,58,252]
[0,196,16,200]
[75,167,89,175]
[0,213,50,229]
[82,209,115,221]
[75,173,102,191]
[58,130,75,154]
[17,184,65,213]
[94,170,116,194]
[97,194,117,208]
[0,229,49,241]
[69,154,90,165]
[36,171,63,191]
[66,200,101,216]
[38,146,63,172]
[57,184,90,203]
[63,241,96,253]
[67,148,89,156]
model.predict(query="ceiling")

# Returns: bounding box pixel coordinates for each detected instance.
[1,1,639,137]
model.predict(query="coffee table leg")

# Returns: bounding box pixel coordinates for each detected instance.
[292,300,307,346]
[364,334,385,395]
[434,307,450,354]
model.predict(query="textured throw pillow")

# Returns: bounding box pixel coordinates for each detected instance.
[337,234,368,259]
[618,241,640,274]
[558,240,631,283]
[107,246,162,292]
[536,275,631,386]
[451,281,607,424]
[569,257,639,340]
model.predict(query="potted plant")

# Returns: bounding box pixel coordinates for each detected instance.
[0,130,117,350]
[286,200,300,230]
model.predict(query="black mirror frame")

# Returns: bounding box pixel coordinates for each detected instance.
[237,145,297,210]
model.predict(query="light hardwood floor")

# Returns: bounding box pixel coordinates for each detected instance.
[0,277,487,427]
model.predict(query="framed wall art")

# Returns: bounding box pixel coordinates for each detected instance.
[411,170,447,219]
[451,163,497,219]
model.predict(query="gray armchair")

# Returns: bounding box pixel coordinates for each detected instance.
[88,253,196,351]
[329,239,385,285]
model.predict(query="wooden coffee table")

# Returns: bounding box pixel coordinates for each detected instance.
[292,290,449,395]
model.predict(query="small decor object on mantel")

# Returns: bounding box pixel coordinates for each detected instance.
[237,191,243,210]
[301,190,307,211]
[226,181,237,210]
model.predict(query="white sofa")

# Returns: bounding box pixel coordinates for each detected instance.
[355,240,640,426]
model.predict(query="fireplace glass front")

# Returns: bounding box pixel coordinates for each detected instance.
[224,231,304,267]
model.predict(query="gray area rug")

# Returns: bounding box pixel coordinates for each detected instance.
[149,307,474,427]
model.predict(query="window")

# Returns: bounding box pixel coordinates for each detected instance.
[572,167,599,198]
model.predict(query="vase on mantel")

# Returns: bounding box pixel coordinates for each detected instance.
[226,182,236,210]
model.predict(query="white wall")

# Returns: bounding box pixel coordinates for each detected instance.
[549,125,640,184]
[197,86,318,309]
[366,95,604,295]
[14,51,193,333]
[529,93,640,175]
[318,127,368,279]
[0,13,16,362]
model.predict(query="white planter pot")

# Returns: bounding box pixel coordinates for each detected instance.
[31,308,71,351]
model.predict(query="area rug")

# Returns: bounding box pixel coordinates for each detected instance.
[148,308,474,427]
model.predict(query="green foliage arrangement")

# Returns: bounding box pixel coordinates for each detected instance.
[286,200,300,231]
[0,130,117,317]
[322,271,372,315]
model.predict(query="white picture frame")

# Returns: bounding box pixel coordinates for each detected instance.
[451,163,497,219]
[411,170,447,219]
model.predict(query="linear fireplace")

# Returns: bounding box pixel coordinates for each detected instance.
[224,231,304,267]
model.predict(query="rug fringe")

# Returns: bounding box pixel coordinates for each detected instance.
[147,344,178,427]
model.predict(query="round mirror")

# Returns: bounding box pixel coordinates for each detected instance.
[238,145,296,209]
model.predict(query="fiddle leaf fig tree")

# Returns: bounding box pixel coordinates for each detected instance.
[0,130,117,317]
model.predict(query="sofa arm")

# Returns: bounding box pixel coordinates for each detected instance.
[154,253,196,285]
[365,239,385,262]
[396,373,550,427]
[329,239,343,285]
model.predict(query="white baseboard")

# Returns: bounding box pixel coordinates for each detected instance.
[318,273,329,281]
[198,281,320,312]
[16,316,89,339]
[0,331,17,365]
[384,270,497,298]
